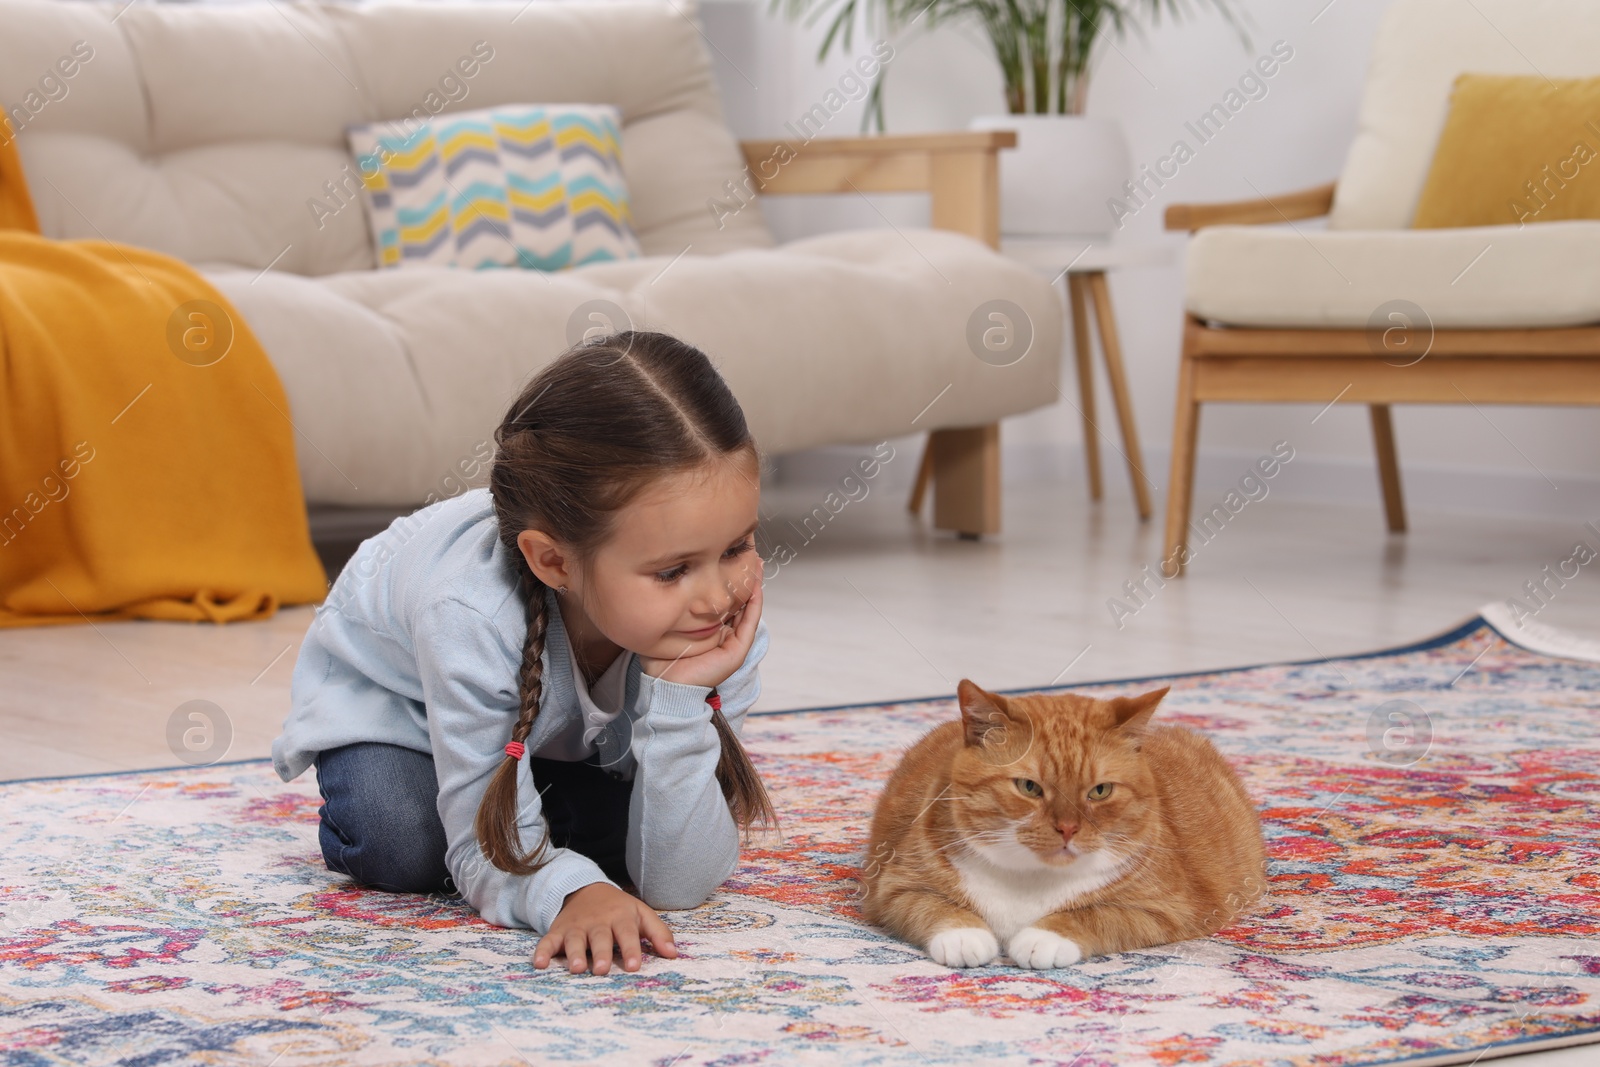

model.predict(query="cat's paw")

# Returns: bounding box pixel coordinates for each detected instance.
[1007,927,1083,969]
[926,926,1000,968]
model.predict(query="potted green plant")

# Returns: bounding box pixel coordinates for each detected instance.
[776,0,1243,237]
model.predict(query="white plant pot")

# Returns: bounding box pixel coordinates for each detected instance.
[968,114,1131,239]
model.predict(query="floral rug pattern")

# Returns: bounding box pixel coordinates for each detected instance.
[2,617,1598,1066]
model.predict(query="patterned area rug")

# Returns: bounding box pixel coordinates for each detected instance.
[3,613,1599,1067]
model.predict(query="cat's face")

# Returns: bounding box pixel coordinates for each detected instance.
[947,680,1169,872]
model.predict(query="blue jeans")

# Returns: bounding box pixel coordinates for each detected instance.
[312,742,635,894]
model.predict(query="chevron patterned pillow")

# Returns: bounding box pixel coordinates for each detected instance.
[346,104,641,271]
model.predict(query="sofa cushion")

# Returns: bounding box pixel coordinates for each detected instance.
[0,0,772,276]
[1184,221,1600,329]
[205,230,1063,507]
[347,103,641,270]
[1330,0,1600,231]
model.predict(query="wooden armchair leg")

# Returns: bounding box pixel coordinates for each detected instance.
[1369,404,1407,533]
[930,424,1002,539]
[1163,357,1201,577]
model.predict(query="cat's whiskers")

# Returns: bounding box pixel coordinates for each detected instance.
[933,827,1014,847]
[929,826,1018,858]
[1100,829,1187,857]
[1077,808,1173,857]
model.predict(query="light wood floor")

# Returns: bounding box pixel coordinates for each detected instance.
[4,478,1597,1065]
[4,477,1596,781]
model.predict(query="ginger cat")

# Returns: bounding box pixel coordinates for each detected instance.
[861,679,1265,969]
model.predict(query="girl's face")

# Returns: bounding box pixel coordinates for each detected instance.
[563,454,762,662]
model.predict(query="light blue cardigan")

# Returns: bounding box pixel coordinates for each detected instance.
[272,488,767,934]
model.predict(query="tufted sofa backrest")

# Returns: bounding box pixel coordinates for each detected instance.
[0,0,772,275]
[1330,0,1600,230]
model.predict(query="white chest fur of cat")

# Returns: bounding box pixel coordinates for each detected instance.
[929,839,1128,969]
[951,839,1126,941]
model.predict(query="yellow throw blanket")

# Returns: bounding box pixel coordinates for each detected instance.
[0,121,327,626]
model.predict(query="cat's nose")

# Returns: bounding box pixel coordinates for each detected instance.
[1055,820,1078,843]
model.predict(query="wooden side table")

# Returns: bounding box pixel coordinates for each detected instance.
[1002,238,1168,521]
[905,238,1167,531]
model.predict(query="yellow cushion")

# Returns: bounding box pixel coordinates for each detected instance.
[1411,74,1600,229]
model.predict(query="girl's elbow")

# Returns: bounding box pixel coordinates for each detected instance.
[639,854,737,911]
[641,885,712,912]
[640,870,723,911]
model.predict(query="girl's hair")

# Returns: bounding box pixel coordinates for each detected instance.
[476,330,776,876]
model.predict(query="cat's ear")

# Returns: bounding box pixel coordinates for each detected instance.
[1108,686,1169,737]
[957,679,1024,753]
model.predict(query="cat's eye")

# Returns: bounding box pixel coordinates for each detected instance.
[1088,782,1114,801]
[1013,778,1043,798]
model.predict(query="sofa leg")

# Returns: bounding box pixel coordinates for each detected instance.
[1163,357,1201,577]
[907,437,935,516]
[1369,404,1407,533]
[930,424,1001,538]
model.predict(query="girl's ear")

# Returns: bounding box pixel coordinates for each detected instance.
[516,529,575,590]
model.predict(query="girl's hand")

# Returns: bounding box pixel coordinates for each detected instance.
[534,882,678,975]
[640,576,763,690]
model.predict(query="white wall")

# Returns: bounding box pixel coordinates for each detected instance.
[699,0,1600,518]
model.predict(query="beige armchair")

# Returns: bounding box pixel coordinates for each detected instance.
[1160,0,1600,575]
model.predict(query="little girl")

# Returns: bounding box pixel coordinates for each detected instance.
[271,331,774,976]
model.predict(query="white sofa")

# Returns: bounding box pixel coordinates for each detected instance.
[0,0,1062,534]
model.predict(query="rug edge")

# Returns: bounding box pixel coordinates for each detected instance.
[1363,1025,1600,1067]
[0,755,275,788]
[745,613,1496,720]
[9,608,1588,788]
[1479,601,1600,664]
